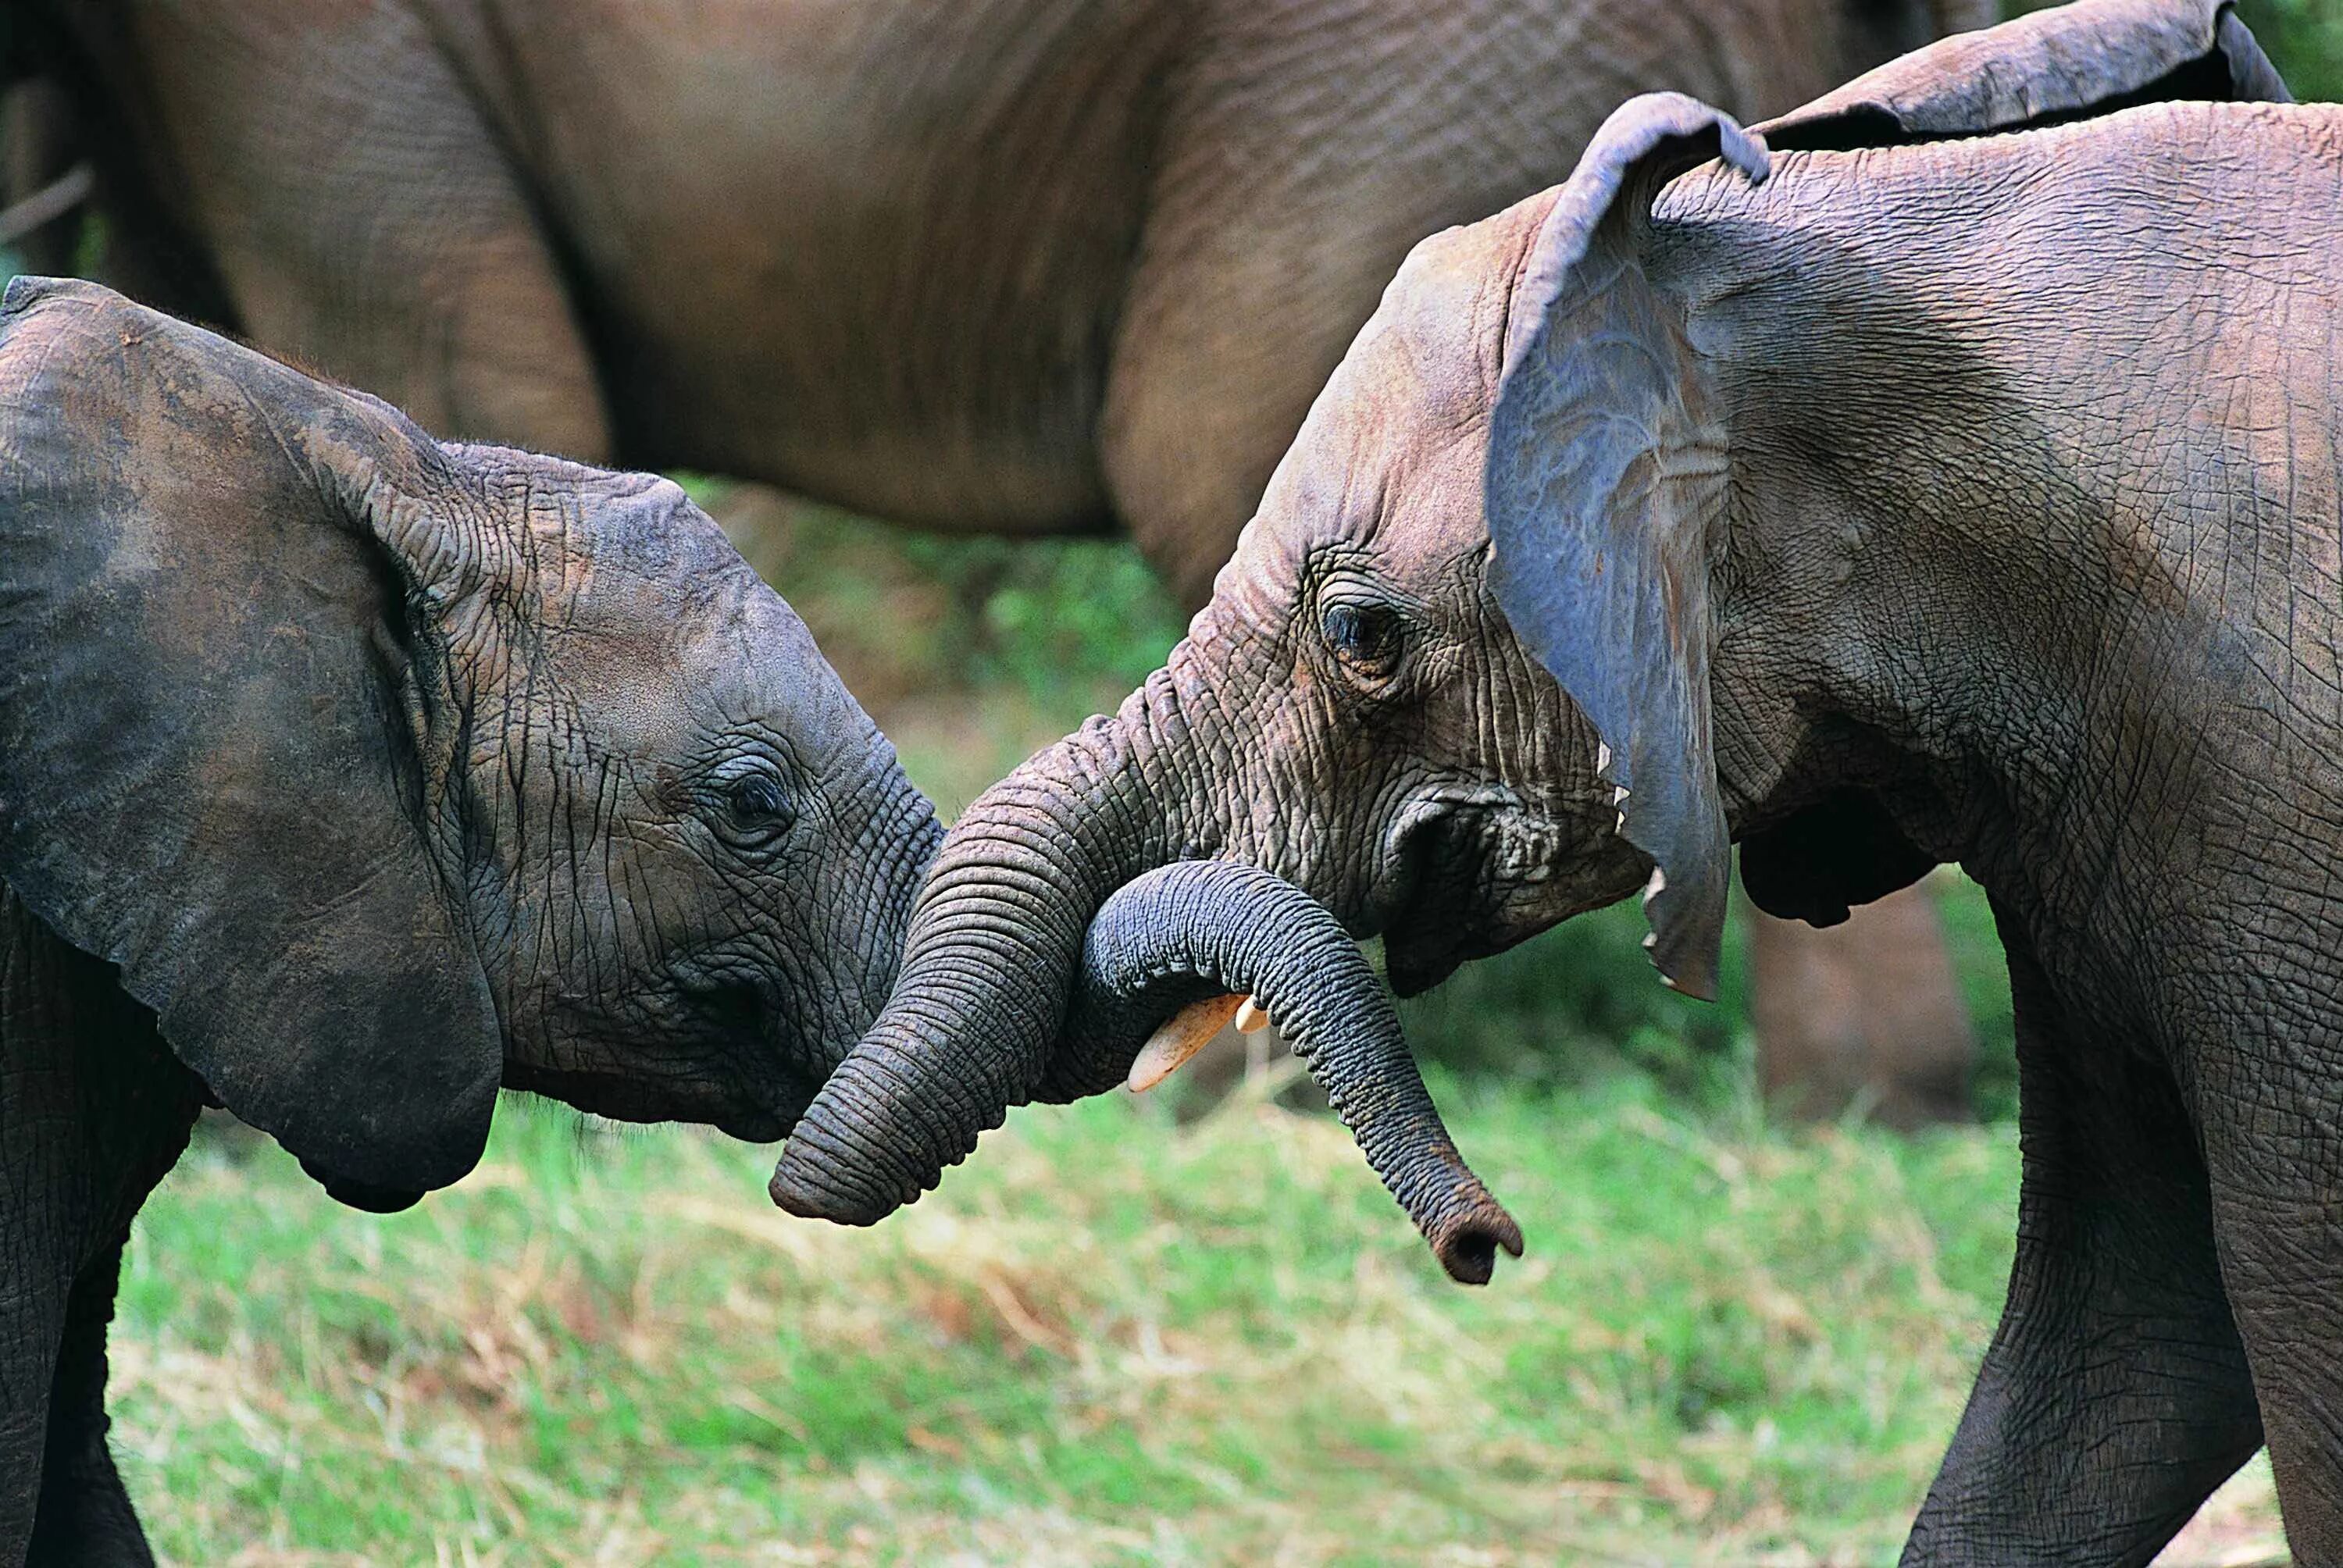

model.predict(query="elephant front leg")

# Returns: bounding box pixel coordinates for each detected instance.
[27,1243,150,1568]
[2197,1053,2343,1565]
[1903,921,2261,1566]
[0,1236,70,1566]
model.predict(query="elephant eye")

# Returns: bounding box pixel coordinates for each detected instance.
[1321,598,1405,679]
[712,766,797,850]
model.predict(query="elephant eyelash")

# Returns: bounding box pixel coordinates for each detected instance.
[1318,596,1411,686]
[697,754,801,853]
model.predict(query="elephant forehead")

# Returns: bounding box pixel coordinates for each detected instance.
[1218,192,1556,598]
[1284,191,1558,514]
[1363,188,1561,424]
[718,585,872,759]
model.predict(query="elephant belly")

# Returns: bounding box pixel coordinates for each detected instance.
[462,0,1180,536]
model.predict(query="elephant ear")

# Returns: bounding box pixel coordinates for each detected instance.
[1484,94,1768,1002]
[1759,0,2288,151]
[0,276,501,1205]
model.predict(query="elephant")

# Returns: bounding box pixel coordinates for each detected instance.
[762,1,2343,1559]
[5,0,1988,601]
[0,0,2006,1129]
[0,277,940,1564]
[5,0,1996,1131]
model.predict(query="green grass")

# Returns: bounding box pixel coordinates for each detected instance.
[121,1082,2023,1564]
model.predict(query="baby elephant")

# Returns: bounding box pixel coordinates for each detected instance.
[771,0,2343,1559]
[0,277,938,1563]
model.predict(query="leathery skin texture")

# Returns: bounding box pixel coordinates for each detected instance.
[0,278,939,1563]
[779,5,2343,1561]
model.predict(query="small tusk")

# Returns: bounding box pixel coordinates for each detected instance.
[1126,994,1246,1092]
[1595,741,1611,773]
[1233,996,1270,1034]
[1641,865,1667,906]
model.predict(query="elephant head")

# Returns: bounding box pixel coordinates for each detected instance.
[769,0,2288,1239]
[0,277,940,1208]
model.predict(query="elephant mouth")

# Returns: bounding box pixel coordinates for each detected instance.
[1372,786,1570,996]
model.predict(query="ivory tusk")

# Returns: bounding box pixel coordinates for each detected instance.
[1233,996,1269,1034]
[1126,993,1246,1092]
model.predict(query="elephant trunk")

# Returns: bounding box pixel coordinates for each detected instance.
[1062,860,1522,1285]
[769,708,1180,1225]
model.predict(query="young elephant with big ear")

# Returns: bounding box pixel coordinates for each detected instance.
[767,0,2343,1558]
[0,278,940,1564]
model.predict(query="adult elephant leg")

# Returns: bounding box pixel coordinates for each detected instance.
[1749,885,1977,1128]
[0,1273,66,1566]
[110,2,610,458]
[1902,913,2259,1566]
[28,1245,149,1568]
[2198,1051,2343,1561]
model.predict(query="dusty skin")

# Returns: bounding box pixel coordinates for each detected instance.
[776,2,2343,1561]
[11,0,1999,1115]
[0,280,939,1563]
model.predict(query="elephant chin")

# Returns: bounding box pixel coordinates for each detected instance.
[504,1059,800,1142]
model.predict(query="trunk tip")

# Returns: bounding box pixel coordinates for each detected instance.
[1429,1201,1526,1286]
[768,1156,890,1227]
[768,1121,917,1228]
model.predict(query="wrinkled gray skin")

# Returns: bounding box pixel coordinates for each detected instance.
[787,857,1528,1284]
[774,2,2343,1560]
[12,0,1982,603]
[9,0,1995,1127]
[0,279,938,1566]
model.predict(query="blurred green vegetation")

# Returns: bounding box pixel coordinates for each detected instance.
[2238,0,2343,99]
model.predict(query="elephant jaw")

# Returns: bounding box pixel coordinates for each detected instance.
[503,1057,804,1142]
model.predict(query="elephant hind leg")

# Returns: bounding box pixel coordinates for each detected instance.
[27,1243,151,1568]
[1903,913,2260,1566]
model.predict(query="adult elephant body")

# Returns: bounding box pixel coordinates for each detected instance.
[772,2,2343,1557]
[17,0,1977,594]
[13,0,1992,1122]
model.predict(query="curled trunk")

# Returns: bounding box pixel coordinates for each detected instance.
[766,694,1522,1281]
[1057,860,1522,1284]
[768,712,1176,1226]
[772,850,1521,1282]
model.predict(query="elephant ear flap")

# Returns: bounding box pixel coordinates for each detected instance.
[1759,0,2288,151]
[0,277,503,1205]
[1485,94,1767,1002]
